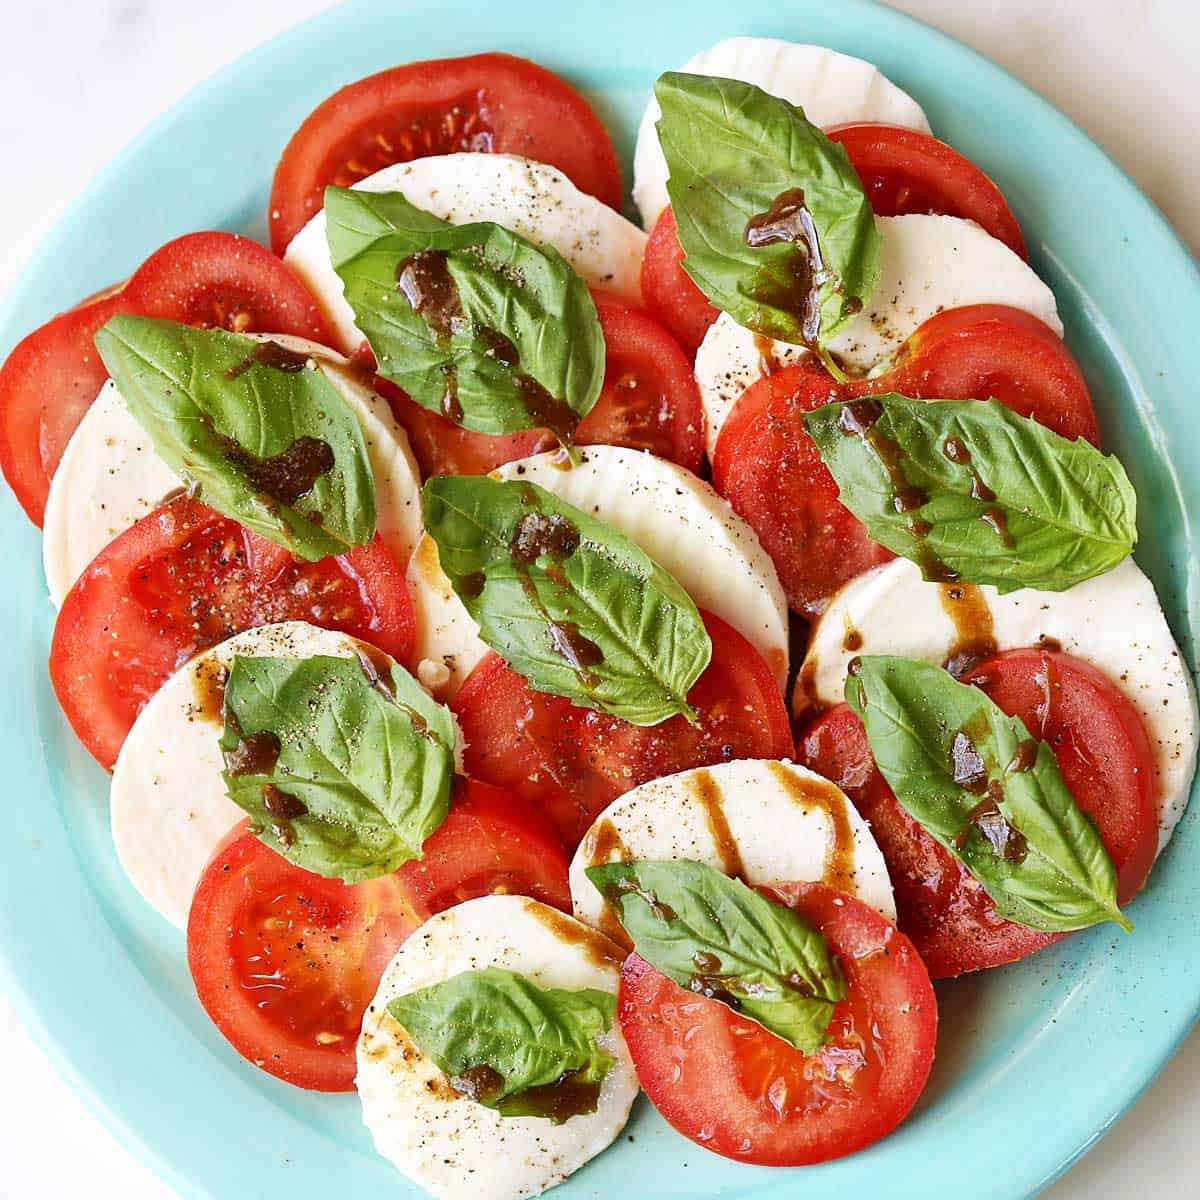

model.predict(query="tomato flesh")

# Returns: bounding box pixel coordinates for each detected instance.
[269,53,622,254]
[619,882,936,1165]
[381,289,704,477]
[452,610,792,849]
[50,496,415,769]
[0,232,332,526]
[797,650,1158,977]
[188,779,570,1091]
[640,206,720,358]
[712,305,1099,615]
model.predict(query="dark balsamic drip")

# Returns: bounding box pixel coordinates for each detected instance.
[970,473,996,503]
[743,187,828,350]
[262,782,307,846]
[943,435,970,464]
[222,435,335,507]
[224,729,282,776]
[527,904,623,969]
[981,507,1014,547]
[397,248,465,421]
[354,646,436,740]
[842,625,863,652]
[603,876,677,924]
[752,332,779,376]
[458,571,486,599]
[191,657,228,724]
[225,339,312,380]
[688,769,745,879]
[483,1069,603,1123]
[588,820,635,949]
[950,730,988,794]
[451,1064,504,1103]
[1008,738,1039,773]
[939,583,998,677]
[766,761,856,892]
[509,512,580,564]
[951,787,1027,864]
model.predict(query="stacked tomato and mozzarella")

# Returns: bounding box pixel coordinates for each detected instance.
[0,35,1193,1200]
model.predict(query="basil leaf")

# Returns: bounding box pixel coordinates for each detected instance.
[806,395,1137,591]
[325,186,604,441]
[422,475,711,725]
[846,655,1131,933]
[388,966,616,1124]
[655,71,879,358]
[93,315,375,561]
[220,653,455,881]
[585,859,845,1053]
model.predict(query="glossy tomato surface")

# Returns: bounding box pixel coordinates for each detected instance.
[269,52,622,253]
[798,650,1158,977]
[619,883,936,1164]
[0,232,332,525]
[50,497,414,769]
[452,610,792,848]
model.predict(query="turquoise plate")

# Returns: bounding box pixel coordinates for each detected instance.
[1,1,1197,1196]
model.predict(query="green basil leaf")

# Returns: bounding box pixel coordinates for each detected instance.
[325,186,604,441]
[93,315,375,561]
[388,966,616,1124]
[805,395,1137,591]
[220,653,455,881]
[655,71,879,357]
[422,475,711,725]
[585,859,845,1053]
[846,655,1131,933]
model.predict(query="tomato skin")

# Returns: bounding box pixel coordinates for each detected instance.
[826,123,1026,257]
[188,823,420,1092]
[619,883,936,1165]
[269,53,622,254]
[380,289,704,477]
[640,206,720,357]
[452,610,793,849]
[713,305,1100,615]
[798,652,1158,977]
[0,232,333,526]
[49,497,415,770]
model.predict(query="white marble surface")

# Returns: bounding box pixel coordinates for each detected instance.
[1,1,1198,1196]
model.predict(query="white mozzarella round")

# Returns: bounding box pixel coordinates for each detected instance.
[357,895,636,1200]
[569,759,896,944]
[633,37,930,228]
[284,153,647,354]
[802,557,1198,853]
[406,445,790,699]
[42,336,423,607]
[110,622,395,929]
[696,213,1063,457]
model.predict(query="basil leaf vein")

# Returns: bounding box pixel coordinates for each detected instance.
[388,966,616,1123]
[94,315,375,560]
[805,395,1136,591]
[221,653,455,881]
[422,475,712,725]
[846,655,1131,933]
[655,71,879,356]
[586,859,845,1053]
[326,186,604,440]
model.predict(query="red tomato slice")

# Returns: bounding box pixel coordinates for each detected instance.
[712,305,1100,615]
[380,289,704,477]
[187,779,570,1091]
[797,650,1158,977]
[826,123,1026,257]
[269,53,622,254]
[619,882,936,1165]
[452,610,792,849]
[396,777,571,915]
[49,496,414,770]
[640,126,1026,358]
[0,232,333,526]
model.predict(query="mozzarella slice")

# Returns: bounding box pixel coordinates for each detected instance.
[802,557,1198,853]
[633,37,930,228]
[284,153,647,354]
[358,895,636,1200]
[42,335,422,607]
[569,759,895,945]
[111,622,397,929]
[697,213,1063,457]
[406,445,790,699]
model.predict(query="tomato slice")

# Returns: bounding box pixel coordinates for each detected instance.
[49,496,415,770]
[380,289,704,477]
[452,611,792,849]
[269,53,622,254]
[619,882,936,1165]
[712,305,1100,615]
[0,232,333,526]
[396,778,571,915]
[187,779,570,1091]
[640,126,1026,358]
[826,123,1026,257]
[797,650,1158,977]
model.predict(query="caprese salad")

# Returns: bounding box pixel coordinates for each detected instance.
[1,35,1194,1200]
